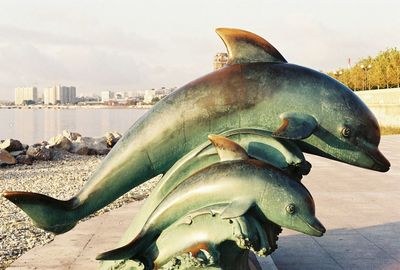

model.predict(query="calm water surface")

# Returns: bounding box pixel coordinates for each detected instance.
[0,108,148,144]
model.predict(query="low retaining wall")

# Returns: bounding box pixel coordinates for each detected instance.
[354,88,400,128]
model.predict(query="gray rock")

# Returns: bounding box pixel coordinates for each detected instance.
[0,149,16,165]
[104,132,122,148]
[0,139,23,152]
[70,142,89,155]
[62,130,82,141]
[27,145,52,161]
[78,137,110,155]
[9,150,26,157]
[48,135,72,151]
[16,155,33,165]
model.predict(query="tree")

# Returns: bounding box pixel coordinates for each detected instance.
[327,47,400,91]
[22,100,35,105]
[151,97,160,104]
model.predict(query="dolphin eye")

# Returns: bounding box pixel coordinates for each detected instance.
[341,127,351,138]
[286,204,296,214]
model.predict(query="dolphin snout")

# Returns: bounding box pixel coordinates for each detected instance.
[369,148,390,172]
[307,218,326,237]
[299,216,326,237]
[357,138,390,172]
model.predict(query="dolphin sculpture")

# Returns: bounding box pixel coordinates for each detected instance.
[2,27,390,234]
[99,133,288,270]
[135,205,278,269]
[142,131,308,230]
[3,131,307,236]
[96,136,325,262]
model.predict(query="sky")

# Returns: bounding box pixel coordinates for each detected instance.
[0,0,399,100]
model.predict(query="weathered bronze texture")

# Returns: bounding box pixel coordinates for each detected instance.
[3,28,390,234]
[118,206,280,269]
[96,136,324,262]
[2,28,391,270]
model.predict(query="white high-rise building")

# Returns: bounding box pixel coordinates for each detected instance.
[144,89,156,103]
[101,91,114,102]
[68,86,76,103]
[126,91,134,98]
[43,86,56,105]
[14,87,38,105]
[43,85,77,104]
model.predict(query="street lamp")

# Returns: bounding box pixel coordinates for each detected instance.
[333,70,345,86]
[360,64,372,90]
[333,70,343,78]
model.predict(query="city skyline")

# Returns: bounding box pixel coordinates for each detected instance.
[9,84,175,100]
[0,1,399,100]
[8,84,177,104]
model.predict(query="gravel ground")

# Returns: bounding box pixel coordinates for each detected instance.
[0,150,159,269]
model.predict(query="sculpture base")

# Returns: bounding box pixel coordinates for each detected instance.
[98,252,277,270]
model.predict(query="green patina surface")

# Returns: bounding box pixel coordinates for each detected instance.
[97,136,324,266]
[102,208,279,270]
[3,28,389,234]
[2,28,391,270]
[100,133,294,269]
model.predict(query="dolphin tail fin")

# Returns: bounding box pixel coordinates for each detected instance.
[2,191,77,234]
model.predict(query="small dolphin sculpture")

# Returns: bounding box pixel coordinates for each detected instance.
[139,205,279,269]
[96,136,325,262]
[99,133,292,269]
[2,28,390,234]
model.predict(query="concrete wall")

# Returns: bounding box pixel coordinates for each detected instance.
[354,88,400,128]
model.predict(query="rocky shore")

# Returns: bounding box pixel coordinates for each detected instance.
[0,130,123,166]
[0,133,160,269]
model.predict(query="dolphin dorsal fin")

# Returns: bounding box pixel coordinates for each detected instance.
[208,134,249,161]
[216,28,287,65]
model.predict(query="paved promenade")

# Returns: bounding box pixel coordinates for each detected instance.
[7,135,400,270]
[272,135,400,270]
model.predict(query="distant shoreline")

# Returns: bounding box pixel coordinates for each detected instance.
[0,104,152,110]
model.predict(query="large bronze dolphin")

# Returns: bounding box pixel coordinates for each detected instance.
[2,28,390,234]
[96,138,325,262]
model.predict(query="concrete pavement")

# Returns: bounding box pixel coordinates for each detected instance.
[7,201,144,270]
[7,200,276,270]
[272,135,400,270]
[7,135,400,270]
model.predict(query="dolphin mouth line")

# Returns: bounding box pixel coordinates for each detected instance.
[362,146,390,172]
[367,151,390,172]
[355,138,390,172]
[298,216,325,236]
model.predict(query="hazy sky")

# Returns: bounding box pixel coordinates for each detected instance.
[0,0,399,100]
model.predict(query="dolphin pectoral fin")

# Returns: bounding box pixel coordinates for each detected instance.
[221,199,254,219]
[272,112,318,140]
[215,28,287,64]
[208,134,249,161]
